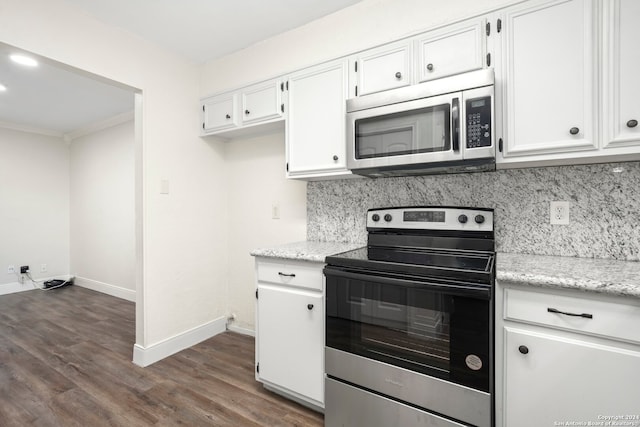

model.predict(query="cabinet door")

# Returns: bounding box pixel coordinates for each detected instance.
[286,59,348,177]
[241,80,283,125]
[355,41,411,96]
[202,93,237,132]
[503,327,640,427]
[499,0,597,160]
[603,0,640,149]
[257,285,324,404]
[416,19,485,83]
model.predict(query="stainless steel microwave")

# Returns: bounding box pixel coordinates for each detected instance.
[346,69,495,177]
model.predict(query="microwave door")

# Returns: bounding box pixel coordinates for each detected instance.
[348,92,463,171]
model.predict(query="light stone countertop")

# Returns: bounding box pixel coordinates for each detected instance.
[250,241,363,263]
[250,241,640,299]
[497,252,640,299]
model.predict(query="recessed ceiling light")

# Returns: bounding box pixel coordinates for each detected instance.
[10,54,38,67]
[0,83,6,92]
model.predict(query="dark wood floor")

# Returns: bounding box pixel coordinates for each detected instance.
[0,285,324,426]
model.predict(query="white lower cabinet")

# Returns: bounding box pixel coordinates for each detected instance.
[496,283,640,427]
[255,258,325,409]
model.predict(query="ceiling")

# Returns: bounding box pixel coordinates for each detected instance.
[64,0,363,64]
[0,42,135,136]
[0,0,362,136]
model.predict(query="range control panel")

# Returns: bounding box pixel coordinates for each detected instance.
[367,207,494,232]
[466,96,492,149]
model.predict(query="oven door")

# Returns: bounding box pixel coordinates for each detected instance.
[346,92,463,171]
[324,266,491,392]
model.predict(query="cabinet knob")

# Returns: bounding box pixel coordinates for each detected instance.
[333,155,339,161]
[569,127,580,135]
[307,304,314,310]
[627,119,638,128]
[518,345,529,355]
[395,71,402,79]
[427,63,434,71]
[225,114,231,119]
[245,110,250,115]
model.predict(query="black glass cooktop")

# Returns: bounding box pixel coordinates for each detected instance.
[325,246,495,285]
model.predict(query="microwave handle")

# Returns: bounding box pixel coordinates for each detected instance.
[452,97,460,152]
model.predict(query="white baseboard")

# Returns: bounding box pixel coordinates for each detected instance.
[74,276,136,302]
[132,316,227,367]
[0,281,36,296]
[227,323,255,337]
[0,274,73,296]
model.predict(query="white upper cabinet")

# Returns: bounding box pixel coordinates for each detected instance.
[200,0,640,175]
[602,0,640,150]
[351,40,412,97]
[497,0,597,165]
[202,93,238,133]
[240,79,284,125]
[416,18,486,83]
[286,59,350,179]
[201,77,285,137]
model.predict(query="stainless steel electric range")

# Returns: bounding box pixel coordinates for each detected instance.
[324,206,495,427]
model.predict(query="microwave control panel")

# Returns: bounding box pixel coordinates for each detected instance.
[465,96,492,148]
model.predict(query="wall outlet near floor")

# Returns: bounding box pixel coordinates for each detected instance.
[272,202,280,219]
[20,265,30,274]
[7,265,15,274]
[550,201,570,225]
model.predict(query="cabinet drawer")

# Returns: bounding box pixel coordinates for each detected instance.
[256,259,323,291]
[504,288,640,344]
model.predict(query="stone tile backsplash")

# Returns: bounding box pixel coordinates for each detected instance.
[307,162,640,261]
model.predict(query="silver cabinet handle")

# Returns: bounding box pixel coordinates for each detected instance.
[307,304,314,310]
[395,72,402,79]
[333,155,339,161]
[627,119,638,128]
[427,63,434,71]
[225,114,231,119]
[569,127,580,135]
[518,345,529,355]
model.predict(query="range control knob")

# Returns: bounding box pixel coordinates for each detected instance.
[384,214,393,222]
[458,214,468,224]
[371,214,380,222]
[475,215,485,224]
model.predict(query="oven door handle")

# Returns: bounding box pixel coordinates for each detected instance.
[324,267,491,300]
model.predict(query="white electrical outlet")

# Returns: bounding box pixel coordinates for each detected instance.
[41,264,47,272]
[272,202,280,219]
[550,201,570,225]
[7,265,15,274]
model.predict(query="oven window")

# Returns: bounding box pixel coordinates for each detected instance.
[355,104,451,159]
[326,271,490,391]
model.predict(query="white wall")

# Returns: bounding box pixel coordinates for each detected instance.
[1,0,229,354]
[0,127,69,293]
[69,120,136,300]
[223,132,307,332]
